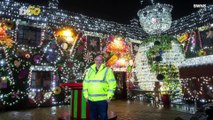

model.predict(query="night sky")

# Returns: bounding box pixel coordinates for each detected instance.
[14,0,213,24]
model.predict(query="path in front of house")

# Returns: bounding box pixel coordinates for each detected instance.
[0,100,193,120]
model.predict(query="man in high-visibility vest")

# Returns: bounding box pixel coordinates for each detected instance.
[83,55,116,120]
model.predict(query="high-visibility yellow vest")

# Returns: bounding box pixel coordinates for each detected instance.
[83,64,116,101]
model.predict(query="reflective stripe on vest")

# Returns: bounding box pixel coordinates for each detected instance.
[87,68,92,80]
[87,68,109,83]
[84,80,107,83]
[108,89,115,93]
[108,78,116,82]
[103,68,109,81]
[88,94,107,97]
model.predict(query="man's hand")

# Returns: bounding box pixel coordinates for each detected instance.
[107,99,111,103]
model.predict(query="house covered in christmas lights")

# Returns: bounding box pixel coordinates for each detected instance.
[0,0,213,110]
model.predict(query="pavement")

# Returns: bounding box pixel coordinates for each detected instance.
[0,100,193,120]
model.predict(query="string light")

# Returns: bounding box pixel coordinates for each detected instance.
[138,2,173,34]
[166,5,213,35]
[135,40,184,91]
[180,55,213,67]
[0,0,212,107]
[0,1,211,41]
[181,76,213,102]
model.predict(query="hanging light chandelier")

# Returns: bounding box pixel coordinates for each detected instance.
[137,0,173,35]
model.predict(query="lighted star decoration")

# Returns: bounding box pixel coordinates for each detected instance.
[90,39,97,47]
[206,30,213,39]
[83,52,93,63]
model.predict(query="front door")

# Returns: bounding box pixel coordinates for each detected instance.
[114,72,127,99]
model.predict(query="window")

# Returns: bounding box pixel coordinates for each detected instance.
[31,71,52,89]
[17,25,41,46]
[87,36,100,52]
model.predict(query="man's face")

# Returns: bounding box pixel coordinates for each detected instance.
[94,56,103,68]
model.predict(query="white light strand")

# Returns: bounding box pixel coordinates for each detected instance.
[137,3,173,34]
[180,55,213,67]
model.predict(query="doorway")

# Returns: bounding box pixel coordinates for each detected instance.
[114,72,127,99]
